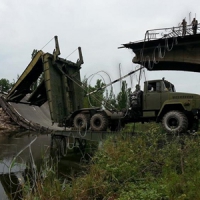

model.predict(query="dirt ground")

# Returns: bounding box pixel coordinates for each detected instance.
[0,107,21,135]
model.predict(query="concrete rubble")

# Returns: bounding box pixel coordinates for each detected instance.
[0,107,21,134]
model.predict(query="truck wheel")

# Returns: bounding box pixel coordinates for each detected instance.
[90,113,108,131]
[162,111,188,133]
[73,113,89,130]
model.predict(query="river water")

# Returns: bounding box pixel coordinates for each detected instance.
[0,131,86,200]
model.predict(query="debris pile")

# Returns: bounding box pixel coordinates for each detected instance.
[0,107,20,134]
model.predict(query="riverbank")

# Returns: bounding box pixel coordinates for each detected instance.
[0,107,21,134]
[21,123,200,200]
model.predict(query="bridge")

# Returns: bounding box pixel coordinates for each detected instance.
[1,25,200,147]
[121,23,200,72]
[0,36,113,149]
[6,40,84,124]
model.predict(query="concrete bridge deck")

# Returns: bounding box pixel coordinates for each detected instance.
[0,95,63,132]
[122,24,200,72]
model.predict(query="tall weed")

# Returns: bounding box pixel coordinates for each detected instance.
[22,123,200,199]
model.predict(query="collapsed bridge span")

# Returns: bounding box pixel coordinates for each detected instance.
[0,95,64,132]
[6,36,84,125]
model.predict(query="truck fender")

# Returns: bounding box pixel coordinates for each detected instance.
[156,103,185,122]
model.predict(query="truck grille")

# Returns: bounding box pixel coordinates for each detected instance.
[172,96,194,99]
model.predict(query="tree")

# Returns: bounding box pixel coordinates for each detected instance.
[117,81,131,110]
[0,78,12,93]
[104,86,118,110]
[82,78,106,108]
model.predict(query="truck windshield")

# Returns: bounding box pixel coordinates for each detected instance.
[164,81,176,92]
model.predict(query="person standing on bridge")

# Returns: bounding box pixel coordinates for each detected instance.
[191,18,198,35]
[181,19,187,36]
[196,19,198,34]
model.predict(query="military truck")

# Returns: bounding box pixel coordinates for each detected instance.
[69,78,200,133]
[6,36,200,133]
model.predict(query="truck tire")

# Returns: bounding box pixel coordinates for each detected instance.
[162,110,188,133]
[90,113,108,131]
[73,113,89,130]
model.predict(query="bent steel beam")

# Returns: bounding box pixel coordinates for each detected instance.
[6,51,44,102]
[6,36,84,124]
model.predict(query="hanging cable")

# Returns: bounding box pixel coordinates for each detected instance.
[65,48,78,59]
[40,37,54,50]
[64,71,118,111]
[86,66,144,96]
[137,27,179,77]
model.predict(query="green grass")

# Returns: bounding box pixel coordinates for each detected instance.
[22,123,200,200]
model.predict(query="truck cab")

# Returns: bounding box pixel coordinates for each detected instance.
[128,78,200,133]
[142,79,175,117]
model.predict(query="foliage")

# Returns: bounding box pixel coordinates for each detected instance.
[22,157,72,200]
[22,124,200,199]
[117,81,131,110]
[0,78,13,92]
[104,86,118,110]
[82,78,106,108]
[67,124,200,200]
[82,78,131,111]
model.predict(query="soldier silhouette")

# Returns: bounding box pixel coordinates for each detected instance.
[181,19,187,36]
[191,18,197,35]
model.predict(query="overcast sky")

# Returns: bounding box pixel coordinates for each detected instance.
[0,0,199,94]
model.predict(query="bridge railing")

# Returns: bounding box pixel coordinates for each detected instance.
[135,24,200,43]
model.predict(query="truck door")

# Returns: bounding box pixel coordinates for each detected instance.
[160,81,170,105]
[144,81,161,111]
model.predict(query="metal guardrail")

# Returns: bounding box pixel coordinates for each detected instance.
[0,96,54,133]
[134,24,200,43]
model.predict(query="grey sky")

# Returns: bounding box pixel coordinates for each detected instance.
[0,0,199,94]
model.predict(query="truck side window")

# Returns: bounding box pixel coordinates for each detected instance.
[156,82,161,91]
[148,84,152,91]
[148,82,156,92]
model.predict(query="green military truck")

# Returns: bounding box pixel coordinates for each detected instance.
[70,78,200,133]
[6,36,199,133]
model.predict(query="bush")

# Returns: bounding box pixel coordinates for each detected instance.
[22,124,200,199]
[83,125,200,199]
